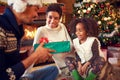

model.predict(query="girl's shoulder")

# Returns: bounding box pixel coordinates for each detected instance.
[87,37,100,45]
[87,37,98,41]
[73,38,79,43]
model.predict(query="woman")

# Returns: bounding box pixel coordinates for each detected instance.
[33,4,73,75]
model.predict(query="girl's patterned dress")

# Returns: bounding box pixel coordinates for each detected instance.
[65,37,105,78]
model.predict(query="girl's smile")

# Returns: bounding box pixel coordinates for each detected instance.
[75,23,87,44]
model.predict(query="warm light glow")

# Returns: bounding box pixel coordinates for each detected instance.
[23,25,37,40]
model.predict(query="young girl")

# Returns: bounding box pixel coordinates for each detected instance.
[65,18,106,80]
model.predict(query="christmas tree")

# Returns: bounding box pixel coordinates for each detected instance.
[73,0,120,47]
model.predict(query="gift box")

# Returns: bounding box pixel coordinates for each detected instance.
[107,46,120,66]
[107,46,120,58]
[34,41,71,54]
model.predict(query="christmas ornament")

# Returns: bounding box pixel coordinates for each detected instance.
[98,25,120,38]
[102,29,118,37]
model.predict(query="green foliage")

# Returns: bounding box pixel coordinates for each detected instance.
[73,0,120,47]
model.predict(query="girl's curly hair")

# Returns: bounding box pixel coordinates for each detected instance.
[68,17,99,37]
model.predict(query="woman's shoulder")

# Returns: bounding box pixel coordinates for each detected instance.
[59,23,66,28]
[37,25,45,29]
[37,26,46,30]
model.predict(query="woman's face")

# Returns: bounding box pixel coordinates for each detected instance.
[46,11,60,28]
[75,23,87,43]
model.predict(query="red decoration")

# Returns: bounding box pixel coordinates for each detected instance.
[39,37,49,43]
[113,43,120,47]
[61,78,67,80]
[100,4,104,8]
[85,3,89,7]
[86,10,90,14]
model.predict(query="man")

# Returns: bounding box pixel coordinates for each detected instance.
[0,0,58,80]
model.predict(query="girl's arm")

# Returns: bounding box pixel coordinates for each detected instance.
[82,39,100,74]
[88,39,99,64]
[75,52,81,62]
[77,61,83,75]
[75,52,83,75]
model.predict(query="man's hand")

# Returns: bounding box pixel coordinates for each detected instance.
[35,42,55,63]
[22,42,55,69]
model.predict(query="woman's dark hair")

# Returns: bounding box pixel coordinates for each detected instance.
[68,17,99,37]
[46,3,62,18]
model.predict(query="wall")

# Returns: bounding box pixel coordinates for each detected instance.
[58,0,75,14]
[57,0,75,26]
[0,0,7,3]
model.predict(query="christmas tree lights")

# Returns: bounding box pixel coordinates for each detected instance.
[73,0,120,47]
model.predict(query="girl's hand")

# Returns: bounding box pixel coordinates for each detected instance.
[81,62,90,74]
[77,63,83,75]
[81,64,87,75]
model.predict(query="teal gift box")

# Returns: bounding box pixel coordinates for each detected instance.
[34,41,71,54]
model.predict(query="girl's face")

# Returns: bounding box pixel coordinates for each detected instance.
[75,23,87,43]
[46,11,60,28]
